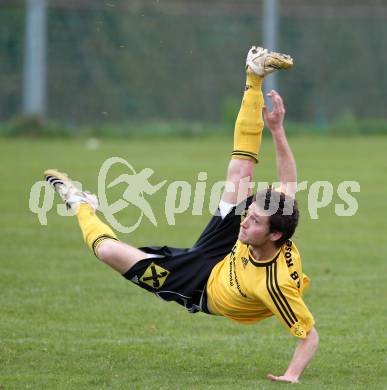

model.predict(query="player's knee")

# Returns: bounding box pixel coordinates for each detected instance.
[95,239,116,262]
[228,159,254,182]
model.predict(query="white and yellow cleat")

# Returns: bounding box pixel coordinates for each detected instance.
[246,46,293,76]
[44,169,99,211]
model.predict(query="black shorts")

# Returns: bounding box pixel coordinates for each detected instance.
[122,196,253,314]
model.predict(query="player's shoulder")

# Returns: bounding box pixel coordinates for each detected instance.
[278,239,303,290]
[233,240,249,256]
[280,239,301,262]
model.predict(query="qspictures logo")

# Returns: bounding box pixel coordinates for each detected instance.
[29,157,360,233]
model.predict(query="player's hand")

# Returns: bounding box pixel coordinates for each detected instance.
[262,90,286,133]
[267,373,299,384]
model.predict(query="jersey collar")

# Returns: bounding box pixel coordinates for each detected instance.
[247,246,281,267]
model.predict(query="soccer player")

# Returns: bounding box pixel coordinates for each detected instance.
[44,46,319,384]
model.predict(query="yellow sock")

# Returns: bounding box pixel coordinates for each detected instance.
[76,204,117,256]
[232,68,264,163]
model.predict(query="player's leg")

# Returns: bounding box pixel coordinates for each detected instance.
[222,46,293,209]
[44,169,146,274]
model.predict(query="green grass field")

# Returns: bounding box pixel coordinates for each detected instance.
[1,135,386,389]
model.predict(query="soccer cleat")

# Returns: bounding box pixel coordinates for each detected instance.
[246,46,293,76]
[44,169,99,211]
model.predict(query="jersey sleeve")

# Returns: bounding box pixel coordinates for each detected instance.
[263,278,315,339]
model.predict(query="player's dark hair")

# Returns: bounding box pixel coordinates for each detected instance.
[253,187,299,248]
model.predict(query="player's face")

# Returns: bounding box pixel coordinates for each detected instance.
[238,203,271,246]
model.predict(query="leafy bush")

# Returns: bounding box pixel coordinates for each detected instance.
[1,115,386,138]
[2,114,70,137]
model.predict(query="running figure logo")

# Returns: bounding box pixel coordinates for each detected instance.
[98,157,166,233]
[108,168,165,226]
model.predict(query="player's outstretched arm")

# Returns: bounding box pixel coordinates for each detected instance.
[267,326,319,383]
[263,90,297,197]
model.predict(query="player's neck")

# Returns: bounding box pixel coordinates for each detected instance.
[249,242,279,262]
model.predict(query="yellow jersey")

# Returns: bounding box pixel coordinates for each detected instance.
[206,239,315,338]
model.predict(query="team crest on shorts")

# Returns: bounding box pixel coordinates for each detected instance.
[139,262,170,289]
